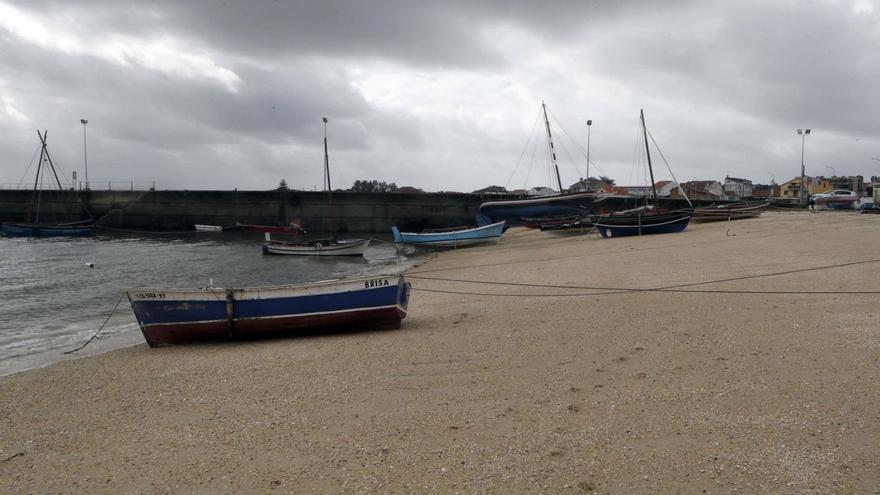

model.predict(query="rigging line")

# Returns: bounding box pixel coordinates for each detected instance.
[647,130,690,207]
[408,220,871,275]
[545,106,587,178]
[523,130,539,189]
[505,108,543,189]
[411,286,880,298]
[16,141,43,186]
[63,292,127,354]
[407,257,880,292]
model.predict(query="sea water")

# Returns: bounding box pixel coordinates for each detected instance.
[0,231,421,376]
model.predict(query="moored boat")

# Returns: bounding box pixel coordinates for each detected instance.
[391,221,505,248]
[263,234,370,256]
[593,110,691,239]
[691,201,769,222]
[237,221,305,234]
[194,224,223,232]
[126,274,411,347]
[2,221,92,237]
[539,216,595,236]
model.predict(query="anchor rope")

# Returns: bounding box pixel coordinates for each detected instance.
[64,292,127,354]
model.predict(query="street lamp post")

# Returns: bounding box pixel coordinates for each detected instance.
[797,128,811,206]
[586,120,592,190]
[768,172,776,199]
[80,119,89,190]
[826,165,836,177]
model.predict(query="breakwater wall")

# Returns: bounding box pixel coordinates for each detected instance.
[0,189,731,233]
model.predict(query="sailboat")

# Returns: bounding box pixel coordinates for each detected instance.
[477,102,599,227]
[593,110,692,238]
[262,117,369,256]
[1,131,94,237]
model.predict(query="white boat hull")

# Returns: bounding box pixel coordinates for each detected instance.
[263,238,369,256]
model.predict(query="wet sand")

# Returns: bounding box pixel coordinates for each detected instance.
[1,211,879,493]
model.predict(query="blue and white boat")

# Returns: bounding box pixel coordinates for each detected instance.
[1,222,93,237]
[477,192,598,227]
[391,221,505,248]
[126,274,411,347]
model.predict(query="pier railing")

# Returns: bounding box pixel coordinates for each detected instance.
[0,181,157,191]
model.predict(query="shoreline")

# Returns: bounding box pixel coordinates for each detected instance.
[2,211,878,493]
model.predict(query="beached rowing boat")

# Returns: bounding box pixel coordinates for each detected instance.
[391,221,505,248]
[126,274,411,347]
[691,201,768,222]
[262,235,370,256]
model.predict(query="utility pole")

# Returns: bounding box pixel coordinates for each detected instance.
[586,119,592,190]
[80,119,89,190]
[797,128,811,206]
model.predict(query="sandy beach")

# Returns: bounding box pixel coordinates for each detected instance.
[1,211,879,494]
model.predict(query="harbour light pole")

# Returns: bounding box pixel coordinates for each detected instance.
[80,119,89,190]
[586,119,592,190]
[768,172,776,199]
[797,128,811,206]
[826,165,836,177]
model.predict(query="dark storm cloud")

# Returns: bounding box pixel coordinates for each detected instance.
[1,0,879,191]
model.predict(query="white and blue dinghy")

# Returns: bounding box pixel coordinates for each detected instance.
[126,275,411,347]
[391,221,505,249]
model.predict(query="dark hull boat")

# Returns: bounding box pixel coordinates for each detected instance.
[1,221,92,237]
[594,209,692,238]
[692,201,769,222]
[0,131,94,237]
[126,274,411,347]
[478,192,598,227]
[594,110,691,238]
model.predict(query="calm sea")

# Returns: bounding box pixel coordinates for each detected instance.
[0,231,421,376]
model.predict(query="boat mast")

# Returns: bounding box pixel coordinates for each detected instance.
[323,117,336,235]
[542,101,564,195]
[641,109,658,206]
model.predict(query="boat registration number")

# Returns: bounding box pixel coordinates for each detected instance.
[133,292,166,299]
[364,279,391,289]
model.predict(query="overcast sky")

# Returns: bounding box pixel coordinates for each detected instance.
[1,0,878,192]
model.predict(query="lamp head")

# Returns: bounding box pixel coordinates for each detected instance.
[797,129,803,135]
[587,120,592,126]
[805,129,811,134]
[322,117,328,123]
[80,119,88,124]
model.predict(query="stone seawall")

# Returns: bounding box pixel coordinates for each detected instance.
[0,189,715,233]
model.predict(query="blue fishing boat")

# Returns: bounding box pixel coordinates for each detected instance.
[593,208,692,238]
[391,221,505,248]
[593,110,691,238]
[126,274,411,347]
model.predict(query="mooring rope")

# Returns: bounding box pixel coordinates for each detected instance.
[63,292,127,354]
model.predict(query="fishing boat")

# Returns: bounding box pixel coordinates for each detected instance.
[263,234,370,256]
[261,118,365,256]
[391,221,505,248]
[477,102,599,227]
[194,224,223,232]
[593,110,692,238]
[1,131,93,237]
[691,201,769,222]
[538,216,595,236]
[126,274,411,347]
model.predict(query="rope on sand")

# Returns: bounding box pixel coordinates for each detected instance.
[409,257,880,298]
[63,292,127,354]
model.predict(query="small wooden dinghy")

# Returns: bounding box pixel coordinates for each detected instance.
[391,221,505,248]
[126,274,411,347]
[262,233,369,256]
[691,201,769,222]
[194,224,223,232]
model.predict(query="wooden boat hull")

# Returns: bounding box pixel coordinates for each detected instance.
[263,238,369,256]
[391,221,505,248]
[594,211,692,238]
[1,222,93,237]
[478,192,599,227]
[692,202,769,222]
[194,224,223,232]
[126,275,411,347]
[539,218,594,236]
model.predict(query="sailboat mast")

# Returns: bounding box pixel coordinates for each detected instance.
[323,117,336,235]
[542,101,564,195]
[641,109,659,205]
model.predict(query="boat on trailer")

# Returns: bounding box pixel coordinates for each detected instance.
[691,201,769,222]
[126,274,411,347]
[391,221,505,248]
